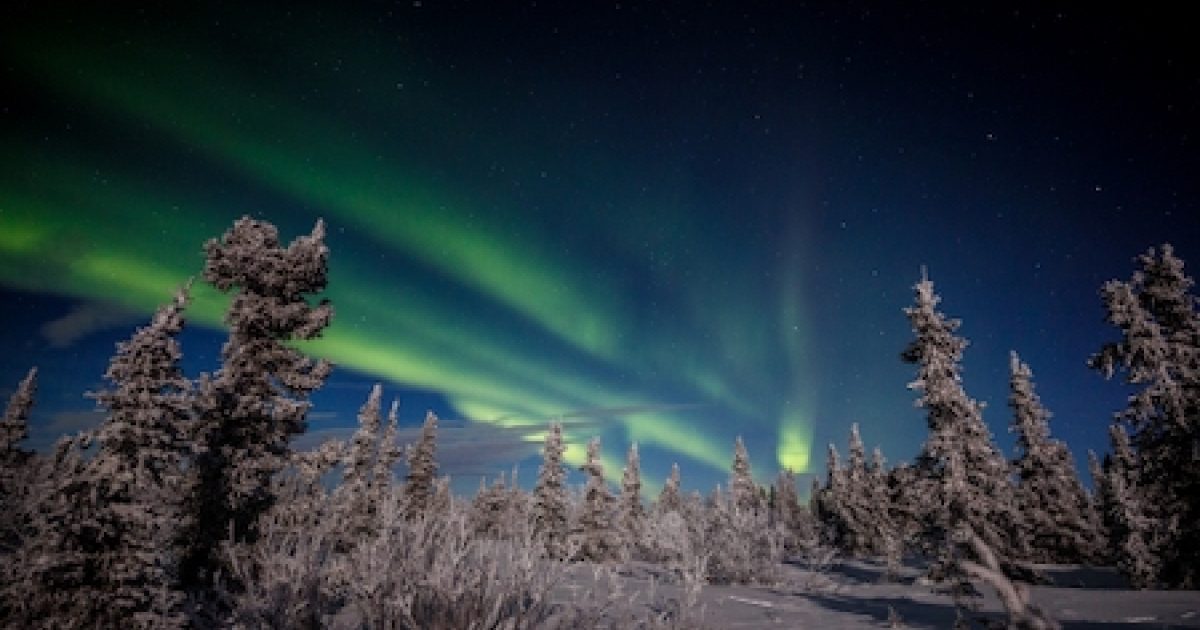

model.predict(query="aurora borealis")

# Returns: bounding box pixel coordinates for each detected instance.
[2,3,1198,494]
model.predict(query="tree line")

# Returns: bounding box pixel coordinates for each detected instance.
[0,217,1196,628]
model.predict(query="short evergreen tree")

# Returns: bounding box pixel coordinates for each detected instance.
[403,411,439,520]
[1090,244,1200,587]
[1008,351,1097,563]
[616,442,646,556]
[334,384,385,540]
[370,399,403,512]
[730,436,761,513]
[470,472,511,539]
[532,422,569,560]
[0,366,36,555]
[656,462,683,514]
[575,437,619,562]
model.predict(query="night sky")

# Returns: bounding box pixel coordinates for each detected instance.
[2,3,1197,496]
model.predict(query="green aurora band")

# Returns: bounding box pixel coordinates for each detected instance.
[0,14,815,484]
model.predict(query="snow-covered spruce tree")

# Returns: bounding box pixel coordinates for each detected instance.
[574,437,619,562]
[532,422,569,560]
[371,399,402,512]
[0,367,35,466]
[901,271,1021,566]
[402,410,439,520]
[814,442,848,548]
[730,435,761,514]
[1099,424,1160,587]
[1085,449,1112,562]
[1008,351,1099,564]
[616,442,647,558]
[469,472,511,539]
[79,285,194,625]
[656,462,682,514]
[870,446,903,577]
[329,387,402,548]
[180,217,333,592]
[772,467,817,554]
[333,384,387,543]
[3,433,96,625]
[0,366,36,555]
[8,286,195,627]
[841,423,877,556]
[1090,244,1200,588]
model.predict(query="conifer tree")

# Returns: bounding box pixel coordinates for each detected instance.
[4,434,97,625]
[902,271,1020,563]
[0,367,35,459]
[8,286,195,627]
[1008,351,1097,563]
[656,462,682,514]
[617,442,646,555]
[182,217,333,589]
[730,436,760,513]
[370,399,402,513]
[533,422,569,560]
[335,384,384,540]
[1091,244,1200,587]
[816,443,850,548]
[575,437,618,562]
[1086,449,1112,561]
[470,473,511,539]
[75,285,193,624]
[1102,424,1160,586]
[403,411,439,520]
[0,366,36,555]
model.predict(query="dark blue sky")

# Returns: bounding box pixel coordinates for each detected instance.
[1,2,1196,495]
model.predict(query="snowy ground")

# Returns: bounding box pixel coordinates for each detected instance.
[551,558,1200,628]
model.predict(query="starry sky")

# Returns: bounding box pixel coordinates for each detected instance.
[1,2,1197,496]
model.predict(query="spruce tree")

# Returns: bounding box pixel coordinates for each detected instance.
[617,442,646,556]
[0,367,36,555]
[730,436,760,513]
[78,285,193,624]
[902,271,1020,563]
[1102,424,1160,586]
[656,462,682,514]
[532,422,569,560]
[575,437,618,562]
[335,384,384,540]
[470,472,511,539]
[370,399,402,515]
[403,411,439,520]
[181,217,334,590]
[1091,244,1200,587]
[1008,351,1097,563]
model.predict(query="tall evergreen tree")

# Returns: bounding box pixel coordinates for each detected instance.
[901,271,1020,563]
[181,217,334,590]
[1008,351,1097,563]
[1090,244,1200,587]
[403,411,439,520]
[532,422,569,560]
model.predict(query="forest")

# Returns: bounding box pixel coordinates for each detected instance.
[1,217,1197,629]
